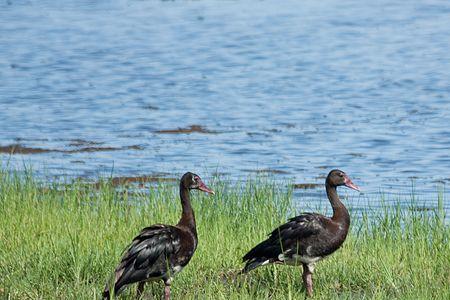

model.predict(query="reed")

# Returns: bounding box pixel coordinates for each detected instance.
[0,169,448,299]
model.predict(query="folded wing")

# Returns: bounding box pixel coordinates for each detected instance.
[106,225,181,295]
[242,213,325,272]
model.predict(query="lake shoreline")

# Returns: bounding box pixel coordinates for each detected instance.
[1,169,448,299]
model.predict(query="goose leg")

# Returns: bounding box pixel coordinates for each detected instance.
[163,279,171,300]
[136,282,146,299]
[302,263,313,297]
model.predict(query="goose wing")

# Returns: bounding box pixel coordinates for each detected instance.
[242,213,325,271]
[110,225,181,292]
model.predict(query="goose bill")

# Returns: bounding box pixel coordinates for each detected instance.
[344,176,360,191]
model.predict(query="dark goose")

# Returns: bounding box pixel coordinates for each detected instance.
[103,172,214,300]
[242,169,360,297]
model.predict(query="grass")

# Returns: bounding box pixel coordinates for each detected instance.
[0,169,449,300]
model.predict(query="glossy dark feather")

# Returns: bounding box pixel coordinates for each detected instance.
[104,225,184,297]
[242,213,326,272]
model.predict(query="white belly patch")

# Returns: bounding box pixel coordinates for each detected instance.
[172,265,184,274]
[278,253,322,266]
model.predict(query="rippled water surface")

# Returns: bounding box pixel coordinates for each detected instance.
[1,0,450,212]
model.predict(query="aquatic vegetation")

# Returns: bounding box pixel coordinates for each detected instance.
[0,169,448,299]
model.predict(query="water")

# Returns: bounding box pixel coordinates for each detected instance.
[1,0,449,213]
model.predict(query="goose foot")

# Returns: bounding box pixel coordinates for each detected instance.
[163,279,171,300]
[136,282,146,299]
[302,263,313,297]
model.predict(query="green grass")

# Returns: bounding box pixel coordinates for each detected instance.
[0,169,449,300]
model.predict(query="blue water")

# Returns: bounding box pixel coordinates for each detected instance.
[1,0,449,213]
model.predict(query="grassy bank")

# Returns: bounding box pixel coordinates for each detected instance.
[0,170,449,300]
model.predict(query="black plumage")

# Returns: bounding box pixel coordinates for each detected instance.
[111,225,182,293]
[242,169,360,297]
[242,213,325,273]
[103,172,214,299]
